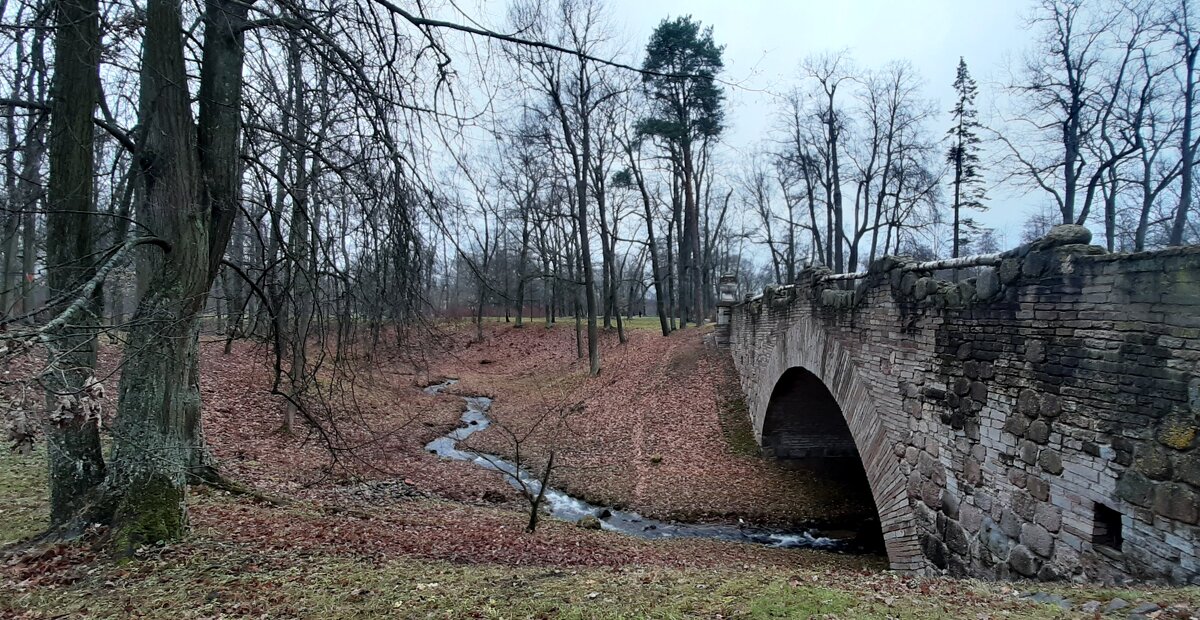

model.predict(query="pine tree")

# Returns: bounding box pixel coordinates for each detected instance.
[946,57,986,257]
[638,16,724,325]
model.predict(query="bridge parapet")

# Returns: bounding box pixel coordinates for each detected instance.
[729,225,1200,583]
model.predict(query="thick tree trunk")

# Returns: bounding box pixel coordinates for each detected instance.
[103,0,245,551]
[192,0,247,470]
[43,0,105,525]
[105,0,204,551]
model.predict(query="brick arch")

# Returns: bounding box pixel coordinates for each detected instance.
[743,314,926,573]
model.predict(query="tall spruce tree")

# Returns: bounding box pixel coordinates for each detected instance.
[946,57,986,257]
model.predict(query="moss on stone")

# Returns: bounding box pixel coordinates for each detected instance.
[1158,419,1197,451]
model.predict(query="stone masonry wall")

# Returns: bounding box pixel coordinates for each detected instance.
[728,226,1200,584]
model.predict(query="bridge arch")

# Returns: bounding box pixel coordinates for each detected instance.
[762,366,862,460]
[744,314,925,573]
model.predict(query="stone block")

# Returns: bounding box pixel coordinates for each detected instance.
[1021,522,1055,558]
[1013,491,1036,520]
[960,502,983,533]
[969,381,988,402]
[1154,483,1199,524]
[964,457,982,486]
[1036,224,1093,248]
[1023,252,1052,277]
[1027,420,1051,444]
[1004,413,1031,437]
[977,268,1001,300]
[1157,414,1198,451]
[999,258,1021,284]
[980,517,1011,557]
[1000,508,1022,538]
[1020,440,1040,465]
[1018,388,1041,415]
[1136,445,1174,481]
[1038,450,1064,475]
[1027,476,1050,501]
[1117,470,1154,507]
[920,533,948,569]
[942,489,961,519]
[1035,502,1062,533]
[1177,452,1200,487]
[1039,393,1062,417]
[1008,544,1040,577]
[922,479,943,509]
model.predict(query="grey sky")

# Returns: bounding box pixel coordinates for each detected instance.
[602,0,1040,244]
[453,1,1047,247]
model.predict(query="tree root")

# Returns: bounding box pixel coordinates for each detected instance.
[190,469,292,507]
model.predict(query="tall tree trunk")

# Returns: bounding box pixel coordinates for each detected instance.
[682,145,703,324]
[514,216,530,327]
[951,119,963,259]
[222,214,245,353]
[631,153,670,336]
[193,0,247,474]
[1103,166,1117,251]
[43,0,105,525]
[15,24,48,321]
[574,99,599,376]
[1173,40,1197,245]
[671,168,686,327]
[104,0,204,552]
[1,102,18,319]
[16,105,46,321]
[283,32,310,433]
[102,0,246,549]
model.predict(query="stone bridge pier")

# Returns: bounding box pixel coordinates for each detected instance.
[726,226,1200,584]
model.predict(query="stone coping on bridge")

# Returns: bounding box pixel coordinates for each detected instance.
[727,226,1200,584]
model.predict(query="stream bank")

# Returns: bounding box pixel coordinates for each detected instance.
[423,380,880,554]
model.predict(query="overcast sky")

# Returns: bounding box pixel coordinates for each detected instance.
[456,1,1048,247]
[601,0,1040,244]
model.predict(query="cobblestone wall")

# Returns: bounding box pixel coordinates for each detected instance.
[728,226,1200,584]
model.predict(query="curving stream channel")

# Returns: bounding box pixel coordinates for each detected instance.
[423,380,855,552]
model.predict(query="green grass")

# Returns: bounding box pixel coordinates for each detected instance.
[0,539,1112,620]
[0,445,48,545]
[15,536,1190,619]
[717,388,761,459]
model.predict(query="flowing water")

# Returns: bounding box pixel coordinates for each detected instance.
[423,380,859,552]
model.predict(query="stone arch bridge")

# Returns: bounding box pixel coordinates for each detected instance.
[722,226,1200,584]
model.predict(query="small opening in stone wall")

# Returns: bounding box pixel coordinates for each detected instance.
[1092,503,1123,551]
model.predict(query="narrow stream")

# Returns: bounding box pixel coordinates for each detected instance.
[423,380,852,552]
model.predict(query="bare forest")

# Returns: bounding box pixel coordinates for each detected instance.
[2,0,1200,616]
